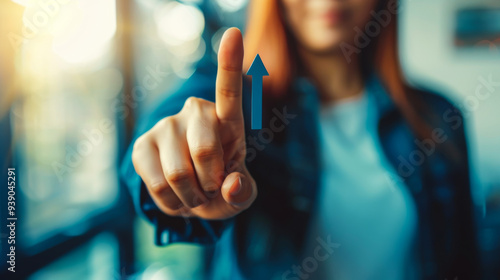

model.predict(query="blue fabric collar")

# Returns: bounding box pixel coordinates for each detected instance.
[292,72,397,119]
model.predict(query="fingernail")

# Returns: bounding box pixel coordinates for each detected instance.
[230,176,243,196]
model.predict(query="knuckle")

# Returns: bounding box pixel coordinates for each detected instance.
[220,64,241,73]
[165,168,194,185]
[219,88,240,98]
[131,149,140,167]
[196,111,218,129]
[192,145,221,162]
[182,97,216,119]
[149,188,182,215]
[154,116,180,135]
[131,135,150,165]
[158,116,176,129]
[157,190,184,210]
[149,181,170,195]
[184,97,200,109]
[132,134,149,151]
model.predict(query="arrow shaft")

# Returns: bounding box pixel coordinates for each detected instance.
[251,76,263,130]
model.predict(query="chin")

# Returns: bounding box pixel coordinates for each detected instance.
[308,30,350,52]
[308,39,347,55]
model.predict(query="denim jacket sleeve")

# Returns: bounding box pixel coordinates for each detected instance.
[120,60,233,246]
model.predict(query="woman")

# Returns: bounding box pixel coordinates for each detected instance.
[122,0,479,279]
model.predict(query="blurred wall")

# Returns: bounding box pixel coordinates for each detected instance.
[400,0,500,206]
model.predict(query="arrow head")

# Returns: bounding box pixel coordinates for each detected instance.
[246,54,269,76]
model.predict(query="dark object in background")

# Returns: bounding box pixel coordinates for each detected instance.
[453,6,500,277]
[479,190,500,280]
[454,6,500,50]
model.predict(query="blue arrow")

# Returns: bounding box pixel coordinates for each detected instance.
[246,54,269,130]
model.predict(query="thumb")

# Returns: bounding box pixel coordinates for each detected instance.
[221,171,257,210]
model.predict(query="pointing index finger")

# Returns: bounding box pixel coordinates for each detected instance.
[215,27,244,123]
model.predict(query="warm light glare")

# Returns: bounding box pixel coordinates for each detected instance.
[215,0,248,12]
[155,2,205,47]
[11,0,28,6]
[46,0,117,64]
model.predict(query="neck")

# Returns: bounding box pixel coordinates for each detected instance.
[298,49,364,104]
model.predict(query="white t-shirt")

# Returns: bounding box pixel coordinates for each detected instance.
[304,91,418,280]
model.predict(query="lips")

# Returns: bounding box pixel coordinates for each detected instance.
[321,9,349,25]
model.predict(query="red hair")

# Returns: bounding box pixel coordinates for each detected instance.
[242,0,428,138]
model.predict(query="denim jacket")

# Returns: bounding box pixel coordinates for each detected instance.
[121,59,480,279]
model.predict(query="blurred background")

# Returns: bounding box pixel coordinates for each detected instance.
[0,0,499,279]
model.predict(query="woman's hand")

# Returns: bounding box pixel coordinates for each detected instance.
[131,28,257,220]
